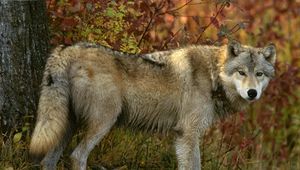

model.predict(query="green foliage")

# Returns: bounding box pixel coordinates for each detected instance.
[48,0,142,53]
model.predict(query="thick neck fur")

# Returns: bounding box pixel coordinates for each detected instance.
[186,45,248,119]
[212,46,249,118]
[213,79,248,118]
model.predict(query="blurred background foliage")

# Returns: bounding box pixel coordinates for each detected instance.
[1,0,300,169]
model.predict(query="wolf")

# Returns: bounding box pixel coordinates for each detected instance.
[29,40,276,170]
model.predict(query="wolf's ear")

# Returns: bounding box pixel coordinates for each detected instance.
[227,40,241,57]
[262,43,276,65]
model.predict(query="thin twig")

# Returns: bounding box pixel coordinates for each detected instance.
[138,0,194,48]
[137,14,155,48]
[161,26,184,49]
[162,0,193,14]
[210,22,244,45]
[195,2,226,43]
[189,1,213,6]
[205,146,235,162]
[173,14,211,18]
[137,0,169,48]
[229,23,240,33]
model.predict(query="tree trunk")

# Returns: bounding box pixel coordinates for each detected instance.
[0,0,48,136]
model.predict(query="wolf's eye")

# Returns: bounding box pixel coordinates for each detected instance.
[238,71,246,76]
[256,72,264,77]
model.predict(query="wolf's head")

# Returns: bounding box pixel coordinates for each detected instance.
[220,40,276,102]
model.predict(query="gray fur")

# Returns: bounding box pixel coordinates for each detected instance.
[140,50,173,65]
[224,47,275,77]
[29,41,276,170]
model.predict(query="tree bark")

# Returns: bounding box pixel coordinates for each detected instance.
[0,0,48,136]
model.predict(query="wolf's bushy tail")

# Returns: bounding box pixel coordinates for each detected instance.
[29,46,73,161]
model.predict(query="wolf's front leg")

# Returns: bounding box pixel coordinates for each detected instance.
[175,132,201,170]
[193,140,201,169]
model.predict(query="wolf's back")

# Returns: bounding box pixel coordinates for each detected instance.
[29,46,73,161]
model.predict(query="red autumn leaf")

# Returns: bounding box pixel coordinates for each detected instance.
[64,37,73,45]
[60,18,78,30]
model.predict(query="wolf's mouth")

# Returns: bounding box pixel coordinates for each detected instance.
[246,97,257,102]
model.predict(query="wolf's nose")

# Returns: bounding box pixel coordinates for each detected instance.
[247,89,257,99]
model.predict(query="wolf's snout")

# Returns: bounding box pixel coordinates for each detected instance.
[247,89,257,99]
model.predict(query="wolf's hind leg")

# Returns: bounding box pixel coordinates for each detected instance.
[41,125,74,170]
[70,97,121,170]
[40,143,64,170]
